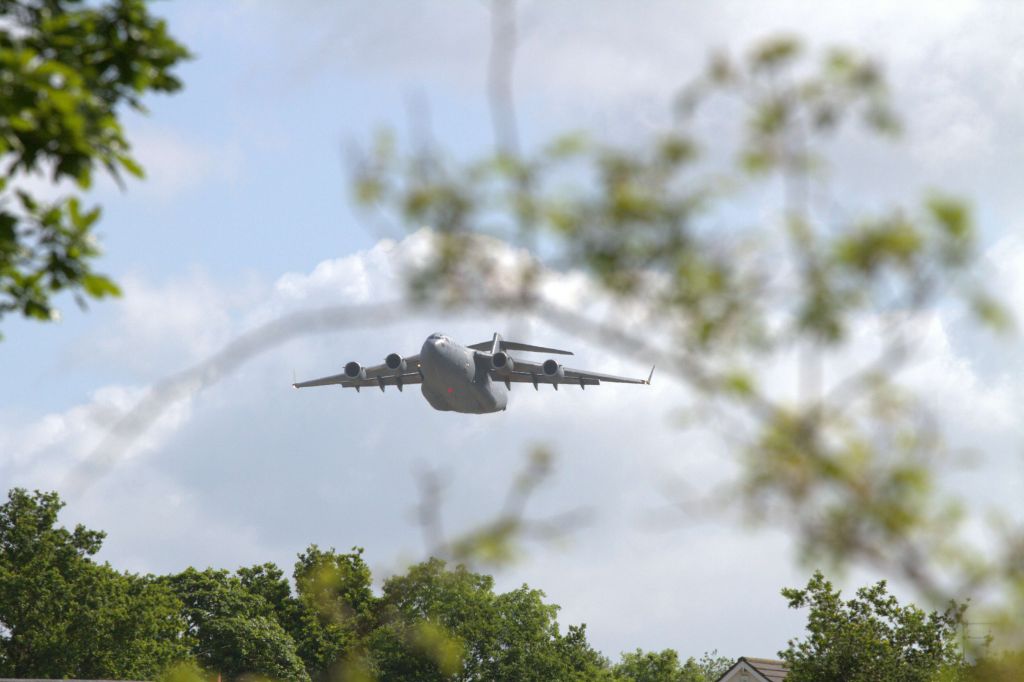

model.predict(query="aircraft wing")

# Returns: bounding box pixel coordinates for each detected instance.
[294,355,422,391]
[501,372,601,387]
[494,358,653,387]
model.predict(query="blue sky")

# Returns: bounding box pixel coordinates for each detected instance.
[3,0,1024,661]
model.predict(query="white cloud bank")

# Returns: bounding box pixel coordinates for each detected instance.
[3,229,1024,658]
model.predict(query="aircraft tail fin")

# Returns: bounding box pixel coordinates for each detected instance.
[469,334,574,356]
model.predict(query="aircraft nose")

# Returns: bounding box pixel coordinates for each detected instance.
[422,336,446,357]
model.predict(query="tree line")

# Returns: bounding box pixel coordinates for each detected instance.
[4,487,1022,682]
[0,488,731,681]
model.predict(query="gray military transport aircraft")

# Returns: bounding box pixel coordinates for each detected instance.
[293,332,653,414]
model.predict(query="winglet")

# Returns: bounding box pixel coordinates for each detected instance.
[646,365,655,385]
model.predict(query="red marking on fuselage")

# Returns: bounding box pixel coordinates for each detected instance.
[447,387,454,394]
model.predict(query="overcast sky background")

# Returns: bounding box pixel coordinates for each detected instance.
[2,0,1024,661]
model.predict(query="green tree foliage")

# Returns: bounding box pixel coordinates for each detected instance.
[350,32,1021,641]
[284,545,374,680]
[0,0,188,334]
[237,562,297,627]
[6,487,680,681]
[0,488,190,677]
[560,624,619,681]
[613,648,733,682]
[165,567,309,682]
[780,571,966,682]
[367,557,612,681]
[151,549,377,682]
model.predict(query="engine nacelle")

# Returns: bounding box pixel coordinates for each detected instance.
[542,358,564,379]
[385,353,406,372]
[491,351,514,372]
[344,361,366,380]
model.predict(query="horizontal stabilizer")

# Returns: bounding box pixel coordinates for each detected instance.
[469,338,573,356]
[501,340,574,355]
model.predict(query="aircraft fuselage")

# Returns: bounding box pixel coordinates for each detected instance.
[419,333,508,413]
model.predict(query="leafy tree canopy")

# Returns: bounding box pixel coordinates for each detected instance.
[0,0,188,336]
[0,488,190,678]
[779,571,966,682]
[368,557,611,681]
[289,545,374,680]
[613,648,733,682]
[5,487,735,682]
[164,567,309,682]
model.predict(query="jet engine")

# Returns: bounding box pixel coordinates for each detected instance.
[344,361,366,380]
[491,351,514,372]
[542,358,564,379]
[385,353,406,372]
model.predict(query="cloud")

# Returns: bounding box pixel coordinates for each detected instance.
[6,227,1024,659]
[0,231,768,657]
[81,271,251,375]
[271,237,405,307]
[213,0,1024,231]
[123,126,243,200]
[0,384,194,491]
